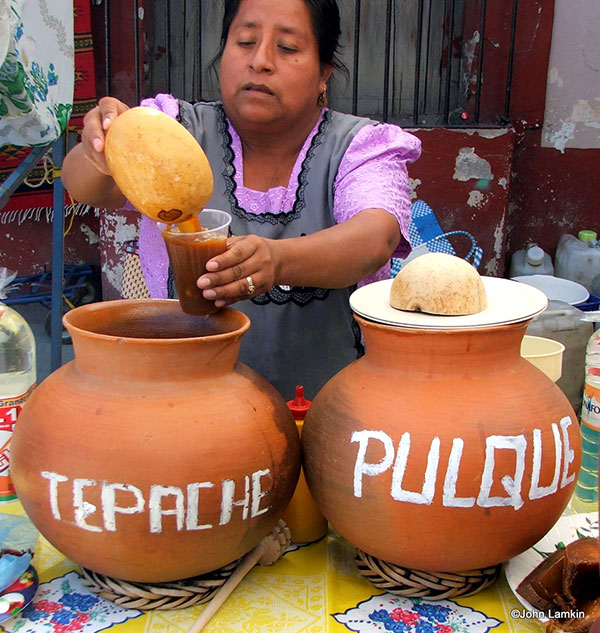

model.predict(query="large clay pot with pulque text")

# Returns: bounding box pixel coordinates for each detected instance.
[302,277,581,573]
[11,300,301,582]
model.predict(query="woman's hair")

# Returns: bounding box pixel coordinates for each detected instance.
[209,0,346,73]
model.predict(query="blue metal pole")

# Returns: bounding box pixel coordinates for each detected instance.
[0,145,50,210]
[50,134,65,372]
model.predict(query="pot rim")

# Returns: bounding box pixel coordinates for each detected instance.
[62,299,251,343]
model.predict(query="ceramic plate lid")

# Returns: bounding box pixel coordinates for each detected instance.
[350,276,548,329]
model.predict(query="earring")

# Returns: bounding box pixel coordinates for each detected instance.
[317,89,328,108]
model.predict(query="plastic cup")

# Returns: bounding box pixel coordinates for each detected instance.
[520,334,565,382]
[161,209,232,315]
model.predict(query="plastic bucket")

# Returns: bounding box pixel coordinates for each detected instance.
[525,300,593,413]
[520,335,565,382]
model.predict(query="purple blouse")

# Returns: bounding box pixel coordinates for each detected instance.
[138,94,421,298]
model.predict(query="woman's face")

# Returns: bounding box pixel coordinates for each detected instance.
[219,0,332,133]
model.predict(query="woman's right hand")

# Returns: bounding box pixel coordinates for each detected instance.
[62,96,130,208]
[80,96,130,175]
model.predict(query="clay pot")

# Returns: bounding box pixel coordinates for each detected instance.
[11,300,301,582]
[302,315,582,572]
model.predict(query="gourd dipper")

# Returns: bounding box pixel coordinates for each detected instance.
[104,106,214,232]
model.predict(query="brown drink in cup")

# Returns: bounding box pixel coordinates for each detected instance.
[161,209,232,315]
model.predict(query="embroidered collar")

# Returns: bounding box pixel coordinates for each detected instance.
[215,104,332,225]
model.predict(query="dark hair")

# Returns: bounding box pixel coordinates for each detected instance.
[209,0,347,73]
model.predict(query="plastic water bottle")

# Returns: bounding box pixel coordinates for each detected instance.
[592,272,600,298]
[0,271,36,503]
[572,319,600,512]
[509,244,554,277]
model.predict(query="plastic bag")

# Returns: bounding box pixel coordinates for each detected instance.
[0,268,17,299]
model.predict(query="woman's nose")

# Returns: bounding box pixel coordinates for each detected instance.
[249,40,275,73]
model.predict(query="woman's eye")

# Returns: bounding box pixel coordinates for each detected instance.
[238,40,254,47]
[279,45,298,53]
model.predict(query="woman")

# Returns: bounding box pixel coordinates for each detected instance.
[62,0,421,399]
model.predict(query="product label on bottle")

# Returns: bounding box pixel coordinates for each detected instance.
[575,381,600,505]
[0,385,36,502]
[581,382,600,429]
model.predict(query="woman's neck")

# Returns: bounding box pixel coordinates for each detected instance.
[230,108,323,191]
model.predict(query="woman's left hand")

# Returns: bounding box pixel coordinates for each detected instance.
[197,235,278,307]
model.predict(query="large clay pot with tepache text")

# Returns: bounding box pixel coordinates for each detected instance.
[11,300,301,582]
[302,277,581,572]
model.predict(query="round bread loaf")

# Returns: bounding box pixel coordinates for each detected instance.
[105,107,213,224]
[390,252,487,315]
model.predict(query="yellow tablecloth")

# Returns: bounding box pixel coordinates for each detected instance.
[0,501,543,633]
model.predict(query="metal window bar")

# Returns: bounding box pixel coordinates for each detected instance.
[382,0,393,122]
[443,0,457,124]
[413,0,425,126]
[197,2,203,99]
[166,3,172,95]
[474,0,487,125]
[103,0,110,96]
[352,0,361,116]
[504,0,519,124]
[133,0,140,105]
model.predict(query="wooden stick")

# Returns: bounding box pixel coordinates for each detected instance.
[185,521,290,633]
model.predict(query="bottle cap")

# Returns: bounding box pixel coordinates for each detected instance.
[526,245,545,266]
[578,230,598,243]
[287,385,312,420]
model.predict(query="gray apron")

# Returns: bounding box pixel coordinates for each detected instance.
[177,101,377,400]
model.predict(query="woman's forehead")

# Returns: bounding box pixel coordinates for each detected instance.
[232,0,314,34]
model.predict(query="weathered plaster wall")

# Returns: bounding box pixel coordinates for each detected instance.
[508,129,599,265]
[508,0,600,271]
[542,0,600,150]
[409,127,515,276]
[1,211,101,277]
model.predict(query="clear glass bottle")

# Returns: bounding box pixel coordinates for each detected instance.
[0,302,36,503]
[572,324,600,513]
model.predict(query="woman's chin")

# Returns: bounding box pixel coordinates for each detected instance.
[227,102,284,129]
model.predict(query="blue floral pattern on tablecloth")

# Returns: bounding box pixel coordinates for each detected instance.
[333,594,502,633]
[1,571,142,633]
[0,0,74,147]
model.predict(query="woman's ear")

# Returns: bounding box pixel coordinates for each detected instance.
[319,63,334,91]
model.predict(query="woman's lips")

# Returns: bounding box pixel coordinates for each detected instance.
[241,83,274,95]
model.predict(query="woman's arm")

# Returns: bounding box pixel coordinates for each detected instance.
[62,97,130,209]
[198,207,400,308]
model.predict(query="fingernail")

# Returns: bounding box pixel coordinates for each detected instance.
[102,117,111,129]
[197,277,210,288]
[92,138,103,152]
[203,289,217,299]
[206,261,219,271]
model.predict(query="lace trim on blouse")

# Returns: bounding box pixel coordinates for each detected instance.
[220,105,331,225]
